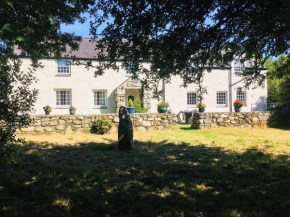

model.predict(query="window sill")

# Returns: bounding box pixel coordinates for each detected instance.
[93,106,108,109]
[55,106,71,109]
[216,105,228,108]
[55,74,71,77]
[186,105,197,108]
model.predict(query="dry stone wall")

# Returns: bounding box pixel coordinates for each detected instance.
[191,112,270,129]
[20,113,178,135]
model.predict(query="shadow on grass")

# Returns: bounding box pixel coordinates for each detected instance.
[267,126,290,131]
[1,139,290,217]
[179,126,194,131]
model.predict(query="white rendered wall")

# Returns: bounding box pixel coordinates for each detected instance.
[164,69,231,113]
[164,68,267,114]
[230,61,267,112]
[21,59,150,115]
[21,58,267,115]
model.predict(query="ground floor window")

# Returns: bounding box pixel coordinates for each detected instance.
[93,90,107,108]
[237,92,246,105]
[217,92,227,106]
[187,92,197,106]
[56,90,71,108]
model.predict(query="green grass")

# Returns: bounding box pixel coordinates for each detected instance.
[1,126,290,216]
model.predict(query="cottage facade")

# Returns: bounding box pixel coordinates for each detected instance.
[19,39,267,115]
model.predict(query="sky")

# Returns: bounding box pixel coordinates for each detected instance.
[60,12,279,60]
[61,20,91,38]
[60,12,214,38]
[60,13,109,38]
[61,13,92,37]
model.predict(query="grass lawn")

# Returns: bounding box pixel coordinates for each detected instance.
[1,126,290,217]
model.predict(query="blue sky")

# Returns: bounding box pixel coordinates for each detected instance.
[61,13,92,37]
[61,20,91,37]
[60,12,278,60]
[60,13,215,38]
[60,13,107,38]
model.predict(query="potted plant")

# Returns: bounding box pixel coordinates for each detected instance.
[127,99,135,114]
[157,101,170,113]
[198,103,206,112]
[233,100,245,112]
[43,105,52,115]
[69,106,76,115]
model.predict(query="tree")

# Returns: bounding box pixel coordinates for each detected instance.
[86,0,290,94]
[0,0,94,149]
[265,58,280,105]
[266,56,290,109]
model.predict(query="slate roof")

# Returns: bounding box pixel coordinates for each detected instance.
[63,38,101,59]
[14,38,265,69]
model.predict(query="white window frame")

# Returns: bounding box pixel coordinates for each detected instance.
[55,89,72,108]
[93,90,107,108]
[187,92,198,107]
[56,60,71,75]
[234,60,244,73]
[216,92,227,107]
[237,91,247,106]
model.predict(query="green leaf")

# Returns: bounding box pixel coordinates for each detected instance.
[0,0,13,7]
[16,36,29,42]
[0,23,28,43]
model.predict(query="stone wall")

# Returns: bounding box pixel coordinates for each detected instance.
[20,113,178,134]
[191,112,270,129]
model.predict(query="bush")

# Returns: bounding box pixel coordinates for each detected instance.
[91,118,113,135]
[134,99,148,113]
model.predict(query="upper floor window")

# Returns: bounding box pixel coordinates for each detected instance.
[217,92,227,106]
[57,60,70,75]
[187,92,197,106]
[93,90,107,108]
[234,60,244,72]
[56,90,71,108]
[237,92,246,105]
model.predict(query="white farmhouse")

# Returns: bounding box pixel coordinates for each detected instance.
[19,38,267,115]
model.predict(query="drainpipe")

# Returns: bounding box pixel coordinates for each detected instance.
[229,67,233,112]
[162,78,165,101]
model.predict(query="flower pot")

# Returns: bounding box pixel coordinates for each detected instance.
[234,106,242,112]
[199,108,205,113]
[158,107,168,113]
[45,111,50,115]
[69,109,76,115]
[127,107,135,114]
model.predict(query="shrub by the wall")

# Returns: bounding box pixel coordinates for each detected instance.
[134,99,148,113]
[90,118,113,135]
